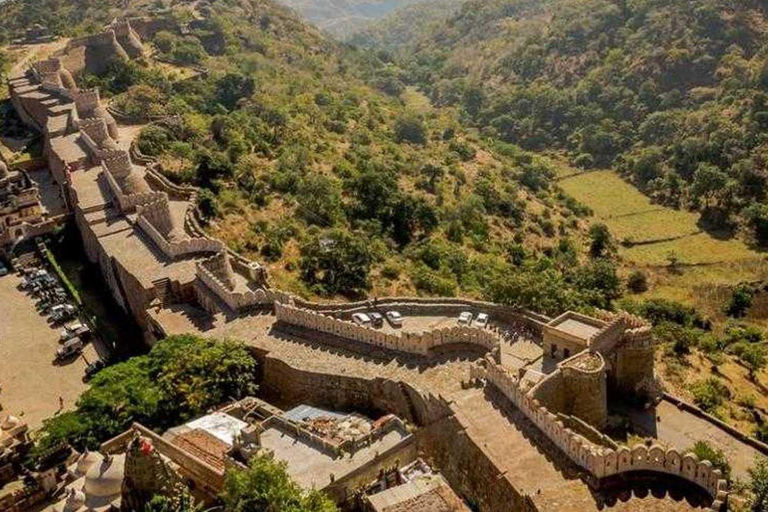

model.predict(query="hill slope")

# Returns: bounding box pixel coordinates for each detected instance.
[382,0,768,245]
[0,0,628,313]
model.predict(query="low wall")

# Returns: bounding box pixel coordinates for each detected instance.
[136,213,223,259]
[103,168,166,212]
[194,265,274,313]
[663,393,768,456]
[472,360,728,510]
[275,302,500,357]
[417,412,536,512]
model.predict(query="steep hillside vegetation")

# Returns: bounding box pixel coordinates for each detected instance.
[24,0,626,313]
[383,0,768,246]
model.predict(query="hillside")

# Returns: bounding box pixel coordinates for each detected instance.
[0,0,626,313]
[380,0,768,245]
[275,0,424,39]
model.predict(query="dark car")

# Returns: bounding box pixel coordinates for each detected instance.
[369,312,384,328]
[83,360,105,381]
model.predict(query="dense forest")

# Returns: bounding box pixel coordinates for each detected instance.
[357,0,768,245]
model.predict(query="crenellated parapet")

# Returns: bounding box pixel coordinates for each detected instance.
[110,18,145,58]
[136,198,223,260]
[73,88,119,140]
[274,302,501,356]
[471,359,728,510]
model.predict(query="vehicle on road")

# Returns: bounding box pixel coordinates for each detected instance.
[458,311,473,325]
[56,337,83,360]
[474,313,489,328]
[386,311,403,328]
[83,360,105,381]
[0,262,8,276]
[352,312,372,326]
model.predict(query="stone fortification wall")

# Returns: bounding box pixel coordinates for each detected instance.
[136,199,223,259]
[418,412,536,512]
[471,360,728,510]
[528,351,608,428]
[261,357,451,427]
[275,302,500,357]
[293,296,550,333]
[325,435,418,504]
[111,20,145,59]
[104,168,166,213]
[194,263,275,314]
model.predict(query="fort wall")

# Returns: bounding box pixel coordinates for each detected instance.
[471,359,728,509]
[260,357,450,427]
[275,302,500,357]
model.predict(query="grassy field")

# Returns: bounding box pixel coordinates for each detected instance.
[559,169,761,266]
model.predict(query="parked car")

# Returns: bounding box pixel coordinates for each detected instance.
[474,313,489,328]
[60,322,91,342]
[352,312,372,326]
[0,262,8,277]
[386,311,403,328]
[51,304,77,323]
[458,311,473,325]
[83,360,105,381]
[56,337,83,360]
[369,312,384,328]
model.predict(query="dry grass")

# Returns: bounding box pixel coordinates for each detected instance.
[560,169,760,265]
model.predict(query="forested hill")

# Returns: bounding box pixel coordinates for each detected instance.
[0,0,633,313]
[377,0,768,245]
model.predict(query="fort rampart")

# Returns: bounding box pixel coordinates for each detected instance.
[274,302,500,356]
[471,359,728,510]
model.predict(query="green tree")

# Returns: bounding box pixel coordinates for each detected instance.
[394,115,427,144]
[588,223,613,258]
[692,163,729,208]
[725,285,753,318]
[33,336,257,457]
[299,229,375,296]
[749,456,768,511]
[690,441,731,481]
[221,453,336,512]
[626,270,648,293]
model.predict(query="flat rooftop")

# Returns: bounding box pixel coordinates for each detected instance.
[260,420,410,489]
[547,312,606,341]
[368,474,469,512]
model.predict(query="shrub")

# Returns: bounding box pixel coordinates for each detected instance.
[690,441,731,480]
[626,270,648,293]
[394,115,427,144]
[690,378,730,414]
[725,284,754,318]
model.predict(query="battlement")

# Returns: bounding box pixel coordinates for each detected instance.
[33,58,62,74]
[472,359,728,510]
[78,118,114,147]
[102,149,133,178]
[274,302,501,356]
[73,88,102,116]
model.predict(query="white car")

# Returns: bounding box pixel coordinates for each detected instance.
[474,313,489,328]
[458,311,473,325]
[352,312,372,326]
[60,322,90,342]
[386,311,403,328]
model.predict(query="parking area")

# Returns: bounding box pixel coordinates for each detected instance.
[0,270,104,429]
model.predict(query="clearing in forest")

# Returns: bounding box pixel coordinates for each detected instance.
[559,170,759,266]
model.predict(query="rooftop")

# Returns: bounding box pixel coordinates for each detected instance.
[546,311,606,342]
